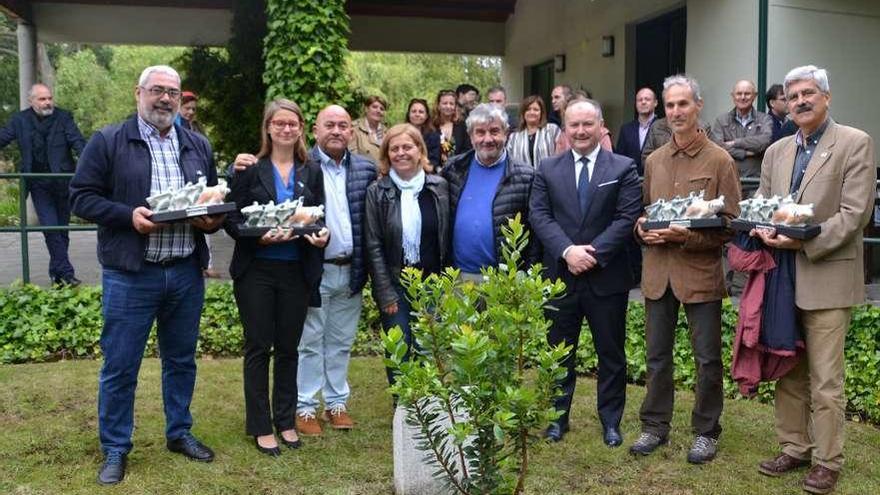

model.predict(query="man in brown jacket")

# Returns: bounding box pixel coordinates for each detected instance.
[629,74,741,464]
[753,65,876,495]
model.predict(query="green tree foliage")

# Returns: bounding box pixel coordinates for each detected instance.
[348,52,501,123]
[383,216,569,494]
[178,0,267,163]
[263,0,354,128]
[53,45,184,138]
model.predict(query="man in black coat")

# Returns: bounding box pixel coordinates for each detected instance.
[529,98,642,445]
[615,87,657,176]
[0,83,86,285]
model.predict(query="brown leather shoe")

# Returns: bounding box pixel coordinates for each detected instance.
[322,404,354,430]
[295,411,322,437]
[758,453,811,477]
[803,465,840,494]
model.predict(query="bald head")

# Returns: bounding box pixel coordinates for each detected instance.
[314,104,353,161]
[635,87,657,118]
[28,84,54,117]
[731,80,757,114]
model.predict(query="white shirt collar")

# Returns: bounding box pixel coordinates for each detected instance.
[571,144,600,165]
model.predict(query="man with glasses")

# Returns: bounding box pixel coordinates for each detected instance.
[0,83,86,286]
[71,65,224,485]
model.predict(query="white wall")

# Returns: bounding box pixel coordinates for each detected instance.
[685,0,759,124]
[768,0,880,142]
[502,0,683,133]
[33,3,231,46]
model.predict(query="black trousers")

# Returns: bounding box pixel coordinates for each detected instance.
[547,286,628,428]
[233,259,309,436]
[639,286,723,439]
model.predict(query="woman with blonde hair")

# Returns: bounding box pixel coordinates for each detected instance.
[364,124,450,386]
[224,98,329,456]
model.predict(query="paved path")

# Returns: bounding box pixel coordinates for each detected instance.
[2,230,879,306]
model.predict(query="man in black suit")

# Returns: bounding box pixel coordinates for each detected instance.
[615,87,657,175]
[529,98,642,445]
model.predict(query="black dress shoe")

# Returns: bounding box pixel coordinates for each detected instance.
[544,422,570,443]
[603,425,623,447]
[167,433,215,462]
[279,434,302,449]
[97,452,127,485]
[254,437,282,457]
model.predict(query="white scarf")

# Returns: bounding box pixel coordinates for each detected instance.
[389,168,426,265]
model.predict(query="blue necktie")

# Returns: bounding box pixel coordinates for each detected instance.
[577,156,590,215]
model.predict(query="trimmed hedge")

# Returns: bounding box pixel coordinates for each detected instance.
[1,282,877,423]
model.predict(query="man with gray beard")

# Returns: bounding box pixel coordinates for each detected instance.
[0,83,86,285]
[71,65,224,485]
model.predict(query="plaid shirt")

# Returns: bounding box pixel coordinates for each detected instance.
[138,116,195,262]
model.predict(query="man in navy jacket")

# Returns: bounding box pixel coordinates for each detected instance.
[0,83,85,285]
[530,98,642,445]
[615,87,657,176]
[70,65,223,485]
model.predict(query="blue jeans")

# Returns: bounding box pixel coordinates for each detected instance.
[98,256,205,454]
[28,179,74,279]
[297,264,363,413]
[379,284,415,386]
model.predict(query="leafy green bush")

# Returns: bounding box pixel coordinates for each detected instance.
[1,281,877,424]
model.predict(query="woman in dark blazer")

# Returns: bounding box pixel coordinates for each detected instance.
[224,98,329,456]
[364,124,450,386]
[404,98,441,171]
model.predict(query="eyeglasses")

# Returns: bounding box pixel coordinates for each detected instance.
[141,86,181,100]
[270,120,301,130]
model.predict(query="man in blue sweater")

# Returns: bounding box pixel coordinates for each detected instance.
[442,104,535,278]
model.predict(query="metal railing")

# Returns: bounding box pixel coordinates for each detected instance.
[0,172,97,284]
[0,173,877,285]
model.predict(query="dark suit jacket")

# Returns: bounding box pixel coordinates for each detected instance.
[529,148,642,296]
[224,158,325,305]
[0,107,85,173]
[615,118,652,175]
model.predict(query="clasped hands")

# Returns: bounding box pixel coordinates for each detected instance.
[564,244,598,275]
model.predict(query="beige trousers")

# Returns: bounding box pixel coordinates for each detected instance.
[774,306,851,471]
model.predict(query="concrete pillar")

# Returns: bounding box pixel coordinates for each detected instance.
[17,21,37,111]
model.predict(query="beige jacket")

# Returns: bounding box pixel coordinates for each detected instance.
[757,120,876,310]
[348,117,385,164]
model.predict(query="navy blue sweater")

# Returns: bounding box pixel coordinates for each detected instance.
[70,115,217,272]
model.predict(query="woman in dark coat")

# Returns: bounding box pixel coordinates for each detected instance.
[224,98,329,456]
[364,124,450,386]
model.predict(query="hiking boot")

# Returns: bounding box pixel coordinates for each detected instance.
[687,435,718,464]
[758,453,810,477]
[295,411,323,436]
[629,432,668,456]
[803,465,840,494]
[322,404,354,430]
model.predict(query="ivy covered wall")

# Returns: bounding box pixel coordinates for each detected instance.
[263,0,355,127]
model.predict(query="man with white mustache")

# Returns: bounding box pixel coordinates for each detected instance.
[0,83,86,286]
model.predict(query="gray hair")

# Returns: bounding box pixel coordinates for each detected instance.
[487,85,506,97]
[27,83,51,99]
[138,65,181,87]
[783,65,830,94]
[662,74,702,102]
[565,97,604,121]
[466,103,510,133]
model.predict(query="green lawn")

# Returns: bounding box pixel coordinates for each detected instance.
[1,357,878,495]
